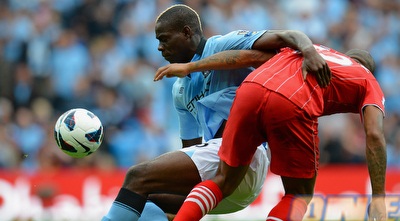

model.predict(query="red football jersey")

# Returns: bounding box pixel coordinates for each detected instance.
[244,45,385,119]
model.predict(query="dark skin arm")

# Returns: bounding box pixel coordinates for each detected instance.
[155,30,331,87]
[252,30,316,51]
[363,105,387,220]
[253,30,331,87]
[154,50,273,81]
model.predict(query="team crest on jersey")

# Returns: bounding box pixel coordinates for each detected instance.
[237,30,258,36]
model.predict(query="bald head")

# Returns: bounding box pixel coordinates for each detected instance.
[345,49,376,74]
[156,4,203,35]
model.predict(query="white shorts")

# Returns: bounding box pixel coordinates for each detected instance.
[180,138,269,214]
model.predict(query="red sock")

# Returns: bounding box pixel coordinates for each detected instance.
[267,194,308,221]
[174,180,223,221]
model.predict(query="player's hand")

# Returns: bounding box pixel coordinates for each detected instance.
[302,48,331,87]
[154,63,191,81]
[368,196,387,221]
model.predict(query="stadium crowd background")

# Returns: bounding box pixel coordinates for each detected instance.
[0,0,399,172]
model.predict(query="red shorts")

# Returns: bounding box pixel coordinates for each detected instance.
[219,82,319,178]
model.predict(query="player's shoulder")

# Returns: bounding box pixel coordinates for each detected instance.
[226,30,266,38]
[205,30,266,52]
[209,30,266,41]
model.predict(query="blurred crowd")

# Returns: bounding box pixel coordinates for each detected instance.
[0,0,399,172]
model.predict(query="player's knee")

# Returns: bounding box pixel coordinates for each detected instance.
[123,163,149,192]
[281,175,316,199]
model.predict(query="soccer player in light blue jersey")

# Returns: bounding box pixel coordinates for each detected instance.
[102,4,330,221]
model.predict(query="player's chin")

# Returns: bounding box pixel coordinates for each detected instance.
[162,54,172,61]
[164,56,180,64]
[164,56,174,63]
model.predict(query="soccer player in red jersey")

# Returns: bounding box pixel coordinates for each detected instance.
[160,46,387,220]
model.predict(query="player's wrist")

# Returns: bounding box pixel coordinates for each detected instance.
[187,62,196,73]
[188,61,208,75]
[301,45,318,57]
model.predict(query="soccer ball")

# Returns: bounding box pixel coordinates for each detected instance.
[54,108,104,158]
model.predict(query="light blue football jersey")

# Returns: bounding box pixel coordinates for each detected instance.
[172,30,267,141]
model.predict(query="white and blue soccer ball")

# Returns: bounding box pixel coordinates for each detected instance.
[54,108,104,158]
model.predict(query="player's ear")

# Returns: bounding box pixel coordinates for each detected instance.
[182,25,192,38]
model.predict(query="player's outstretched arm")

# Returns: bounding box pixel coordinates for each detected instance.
[253,30,332,87]
[363,105,387,220]
[154,50,273,81]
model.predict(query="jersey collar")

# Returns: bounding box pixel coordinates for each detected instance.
[195,37,207,56]
[187,37,207,79]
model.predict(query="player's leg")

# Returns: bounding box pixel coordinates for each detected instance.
[123,151,201,196]
[210,144,269,214]
[102,151,201,221]
[105,137,268,221]
[264,91,320,221]
[174,83,269,221]
[267,176,316,221]
[173,146,269,220]
[173,161,248,221]
[138,201,169,221]
[157,139,268,217]
[141,141,224,215]
[147,193,186,214]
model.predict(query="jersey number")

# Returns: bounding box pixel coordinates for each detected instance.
[314,45,353,66]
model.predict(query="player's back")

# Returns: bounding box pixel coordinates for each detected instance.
[243,45,385,118]
[314,45,385,116]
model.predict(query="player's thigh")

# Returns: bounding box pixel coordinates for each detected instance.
[123,150,201,195]
[264,92,319,179]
